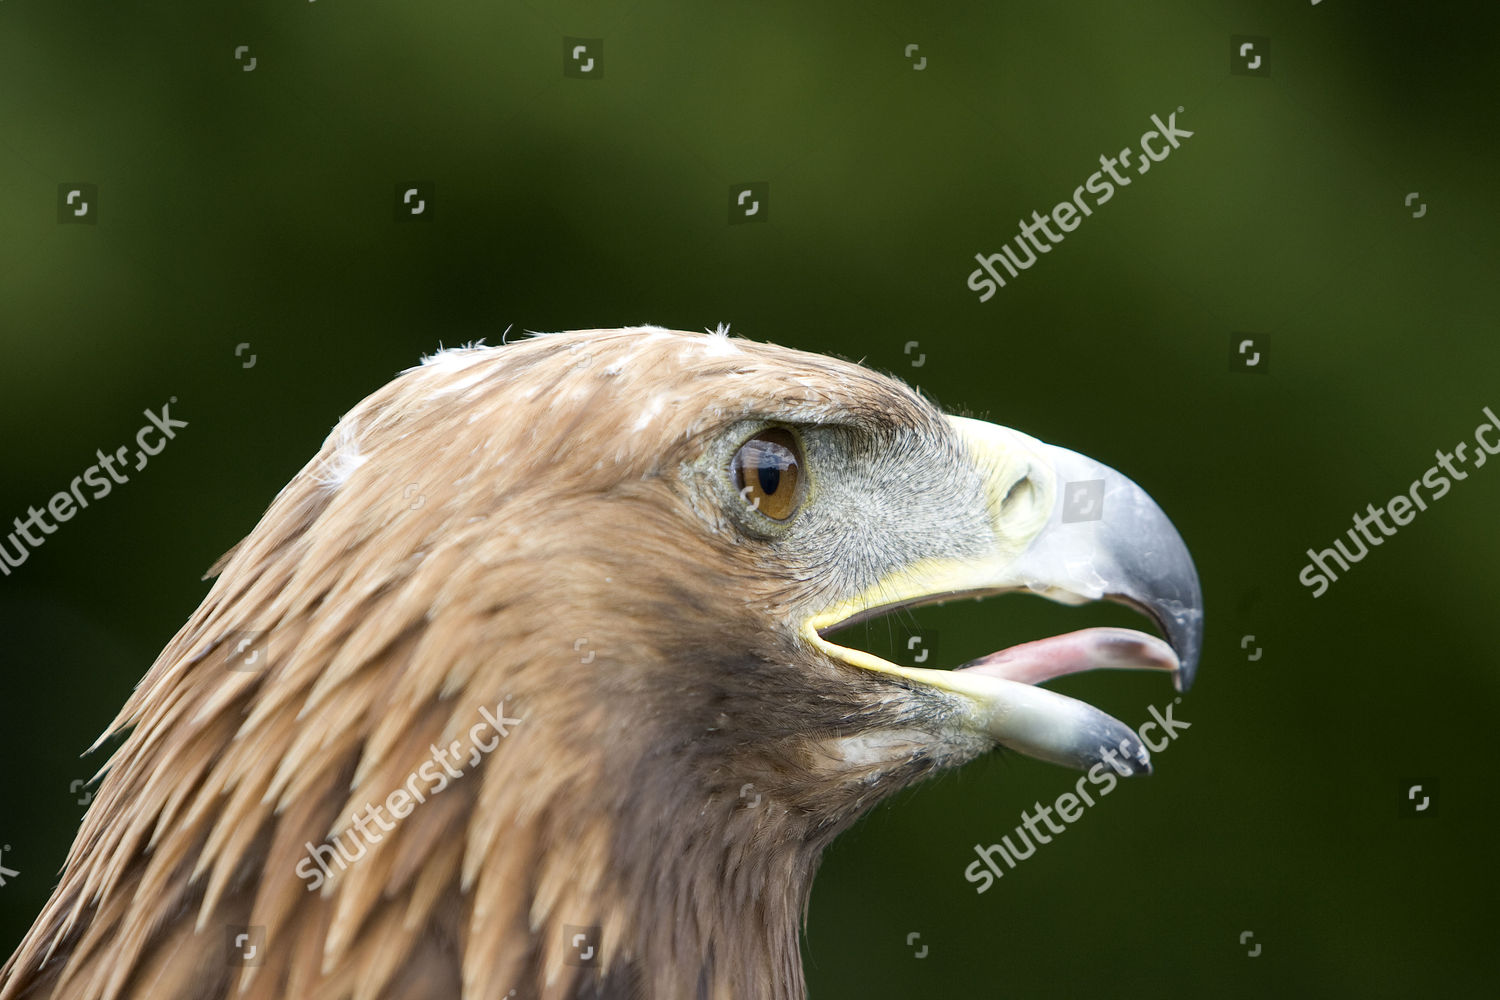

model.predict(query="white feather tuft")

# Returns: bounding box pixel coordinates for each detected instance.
[315,422,369,490]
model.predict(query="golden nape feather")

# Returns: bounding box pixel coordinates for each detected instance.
[1,327,1201,1000]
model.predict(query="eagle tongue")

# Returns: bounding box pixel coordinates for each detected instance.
[954,626,1179,685]
[953,627,1177,776]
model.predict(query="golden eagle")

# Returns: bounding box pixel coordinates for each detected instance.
[1,327,1201,1000]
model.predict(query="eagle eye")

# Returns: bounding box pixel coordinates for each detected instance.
[731,429,804,521]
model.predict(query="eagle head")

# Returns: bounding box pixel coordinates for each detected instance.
[1,327,1201,1000]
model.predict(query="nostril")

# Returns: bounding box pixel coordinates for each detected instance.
[999,474,1034,515]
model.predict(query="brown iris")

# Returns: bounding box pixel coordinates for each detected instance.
[731,429,803,520]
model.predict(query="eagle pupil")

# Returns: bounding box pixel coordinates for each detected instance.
[758,462,780,496]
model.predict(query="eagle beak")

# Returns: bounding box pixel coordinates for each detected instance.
[975,426,1204,695]
[805,416,1203,776]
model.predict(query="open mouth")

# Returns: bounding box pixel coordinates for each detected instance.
[802,416,1203,777]
[808,600,1182,777]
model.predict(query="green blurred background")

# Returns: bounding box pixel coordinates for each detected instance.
[2,1,1495,996]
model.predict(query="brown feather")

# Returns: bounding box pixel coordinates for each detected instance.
[1,328,961,1000]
